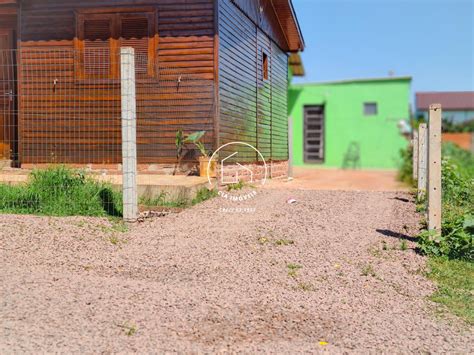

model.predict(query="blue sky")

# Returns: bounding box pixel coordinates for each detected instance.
[292,0,474,97]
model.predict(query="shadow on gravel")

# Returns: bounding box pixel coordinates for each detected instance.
[376,229,418,243]
[390,197,411,203]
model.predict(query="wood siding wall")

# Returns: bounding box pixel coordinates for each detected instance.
[218,0,288,162]
[17,0,215,165]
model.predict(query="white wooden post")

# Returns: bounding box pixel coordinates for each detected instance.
[412,130,419,181]
[417,123,428,201]
[428,104,442,233]
[120,47,138,222]
[288,116,294,180]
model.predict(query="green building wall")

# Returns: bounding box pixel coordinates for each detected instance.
[288,77,412,169]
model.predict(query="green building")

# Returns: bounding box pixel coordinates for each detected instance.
[288,77,412,169]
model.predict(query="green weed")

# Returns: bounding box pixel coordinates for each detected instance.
[361,264,377,277]
[275,239,295,246]
[191,188,218,205]
[227,180,245,191]
[287,263,302,278]
[140,188,217,209]
[400,240,408,251]
[118,322,137,336]
[427,257,473,324]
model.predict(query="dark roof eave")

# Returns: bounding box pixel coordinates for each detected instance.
[287,0,305,51]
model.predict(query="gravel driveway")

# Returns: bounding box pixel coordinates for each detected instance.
[0,189,472,353]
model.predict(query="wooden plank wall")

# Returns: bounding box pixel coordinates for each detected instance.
[18,0,215,165]
[271,41,289,160]
[256,28,271,162]
[217,0,257,162]
[218,0,289,162]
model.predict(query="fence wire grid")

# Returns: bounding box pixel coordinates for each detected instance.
[0,48,215,218]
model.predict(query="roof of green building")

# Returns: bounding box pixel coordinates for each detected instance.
[291,76,412,87]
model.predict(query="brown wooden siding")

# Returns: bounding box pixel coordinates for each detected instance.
[270,41,288,160]
[18,0,215,165]
[257,28,271,161]
[218,0,289,163]
[217,0,257,162]
[229,0,288,51]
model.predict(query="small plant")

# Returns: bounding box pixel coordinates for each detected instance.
[140,191,188,209]
[400,240,408,251]
[118,322,137,336]
[227,180,245,191]
[361,264,376,277]
[382,241,388,250]
[287,263,302,278]
[258,237,269,245]
[275,239,295,246]
[175,130,210,159]
[397,145,415,186]
[191,188,218,205]
[296,282,314,292]
[109,235,120,245]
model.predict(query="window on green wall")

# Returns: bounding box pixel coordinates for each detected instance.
[364,102,378,116]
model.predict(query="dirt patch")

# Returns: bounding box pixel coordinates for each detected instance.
[0,190,472,353]
[268,167,408,191]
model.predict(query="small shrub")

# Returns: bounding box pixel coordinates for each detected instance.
[397,145,415,186]
[416,144,474,261]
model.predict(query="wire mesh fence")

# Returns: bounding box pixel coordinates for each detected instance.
[0,47,215,219]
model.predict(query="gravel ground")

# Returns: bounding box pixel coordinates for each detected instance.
[0,189,472,353]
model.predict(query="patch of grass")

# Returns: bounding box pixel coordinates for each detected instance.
[0,166,122,217]
[287,263,302,278]
[118,322,137,336]
[382,241,388,251]
[274,239,295,246]
[191,188,218,205]
[109,235,120,245]
[226,180,245,191]
[258,237,269,245]
[140,188,217,209]
[361,264,377,277]
[427,257,474,324]
[140,191,188,208]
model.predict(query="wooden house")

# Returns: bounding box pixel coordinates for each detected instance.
[0,0,304,175]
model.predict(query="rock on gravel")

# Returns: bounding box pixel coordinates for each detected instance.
[0,189,472,353]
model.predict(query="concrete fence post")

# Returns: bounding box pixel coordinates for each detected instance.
[412,129,419,181]
[120,47,138,222]
[471,132,474,154]
[288,116,294,180]
[417,123,428,201]
[428,104,442,233]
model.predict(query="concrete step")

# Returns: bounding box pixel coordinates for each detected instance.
[0,170,214,202]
